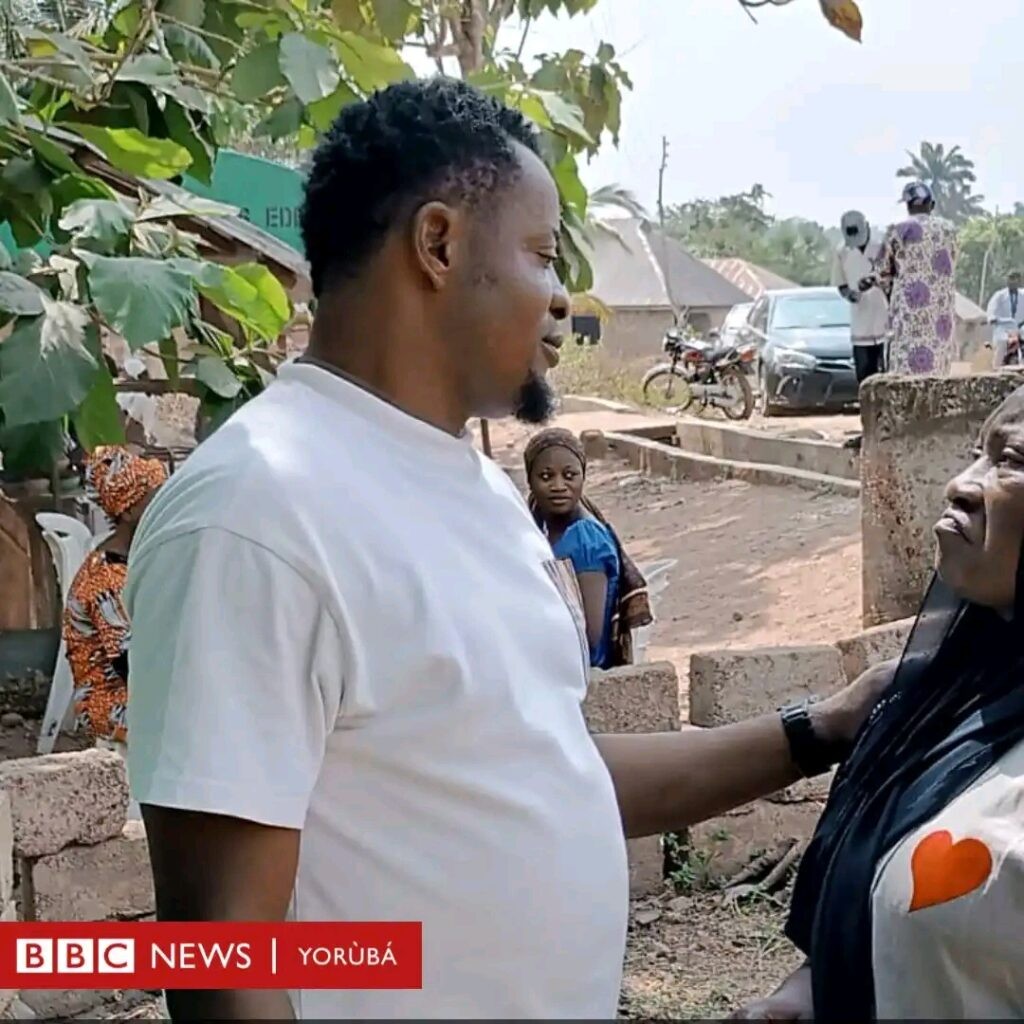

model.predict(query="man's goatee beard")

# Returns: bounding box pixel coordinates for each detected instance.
[513,370,557,425]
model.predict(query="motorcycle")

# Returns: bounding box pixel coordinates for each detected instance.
[641,327,756,419]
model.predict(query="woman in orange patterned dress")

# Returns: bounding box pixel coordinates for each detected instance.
[63,446,166,751]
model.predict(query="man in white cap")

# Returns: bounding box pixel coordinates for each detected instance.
[876,182,959,376]
[831,211,889,385]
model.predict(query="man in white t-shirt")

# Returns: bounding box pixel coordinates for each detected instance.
[125,79,891,1021]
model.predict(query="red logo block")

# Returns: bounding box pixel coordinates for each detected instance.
[0,922,422,990]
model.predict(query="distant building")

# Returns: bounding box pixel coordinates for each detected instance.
[702,258,798,300]
[586,218,748,360]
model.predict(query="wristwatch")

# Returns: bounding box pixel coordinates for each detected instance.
[779,700,845,778]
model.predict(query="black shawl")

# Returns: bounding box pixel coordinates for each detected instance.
[787,555,1024,1020]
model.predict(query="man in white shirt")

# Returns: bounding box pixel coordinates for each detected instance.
[831,210,889,384]
[125,78,891,1021]
[987,270,1024,368]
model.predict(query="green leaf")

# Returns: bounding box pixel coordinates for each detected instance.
[159,0,205,24]
[158,335,180,386]
[70,124,193,180]
[331,0,366,31]
[552,152,587,218]
[137,193,237,222]
[112,0,143,36]
[0,70,21,126]
[71,361,125,449]
[0,420,64,480]
[163,100,213,185]
[232,41,286,102]
[23,29,92,73]
[254,97,303,140]
[371,0,416,39]
[163,24,220,70]
[118,54,178,89]
[2,155,51,194]
[234,263,290,335]
[50,174,118,216]
[196,354,243,398]
[305,82,358,131]
[82,253,193,348]
[59,198,135,254]
[534,91,594,147]
[0,300,98,427]
[279,33,340,104]
[25,130,80,175]
[336,31,413,94]
[0,273,45,316]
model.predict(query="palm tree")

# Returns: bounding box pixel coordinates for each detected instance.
[897,142,985,223]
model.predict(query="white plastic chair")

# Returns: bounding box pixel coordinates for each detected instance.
[633,558,678,664]
[35,512,94,754]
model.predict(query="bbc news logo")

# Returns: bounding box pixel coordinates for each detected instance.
[17,938,134,974]
[0,923,421,990]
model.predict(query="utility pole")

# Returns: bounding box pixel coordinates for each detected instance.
[654,135,684,325]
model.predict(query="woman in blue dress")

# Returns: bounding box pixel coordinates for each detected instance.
[525,429,650,669]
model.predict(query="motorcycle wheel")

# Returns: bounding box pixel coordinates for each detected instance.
[642,367,693,411]
[721,367,754,420]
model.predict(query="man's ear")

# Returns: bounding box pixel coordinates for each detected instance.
[411,201,464,290]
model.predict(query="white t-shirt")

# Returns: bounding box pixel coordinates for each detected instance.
[124,362,629,1019]
[872,736,1024,1017]
[830,244,889,344]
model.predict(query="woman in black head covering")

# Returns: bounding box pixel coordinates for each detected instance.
[736,384,1024,1021]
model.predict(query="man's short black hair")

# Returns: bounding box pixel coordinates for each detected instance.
[300,77,541,297]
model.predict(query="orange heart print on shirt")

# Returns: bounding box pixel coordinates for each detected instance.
[909,830,993,912]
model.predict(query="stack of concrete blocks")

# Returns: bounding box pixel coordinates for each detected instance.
[687,617,912,878]
[583,661,682,897]
[0,749,154,1019]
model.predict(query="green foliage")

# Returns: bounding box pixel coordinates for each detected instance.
[664,185,832,287]
[957,214,1024,306]
[897,142,985,225]
[0,0,630,477]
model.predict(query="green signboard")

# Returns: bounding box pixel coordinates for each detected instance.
[0,149,306,260]
[183,150,306,253]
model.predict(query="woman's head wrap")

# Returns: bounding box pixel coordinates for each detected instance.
[85,445,166,520]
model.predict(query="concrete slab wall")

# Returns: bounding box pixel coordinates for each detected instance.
[675,419,859,481]
[861,372,1024,626]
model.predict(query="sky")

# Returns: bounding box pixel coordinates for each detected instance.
[469,0,1020,228]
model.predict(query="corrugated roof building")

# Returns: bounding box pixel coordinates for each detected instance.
[585,217,748,360]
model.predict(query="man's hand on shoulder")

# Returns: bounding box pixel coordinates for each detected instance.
[810,658,898,750]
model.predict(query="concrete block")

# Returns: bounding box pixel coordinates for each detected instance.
[584,661,681,734]
[627,836,664,897]
[689,799,824,880]
[861,372,1024,625]
[0,749,127,858]
[32,821,152,922]
[835,617,914,682]
[580,429,609,462]
[689,644,846,727]
[602,432,859,497]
